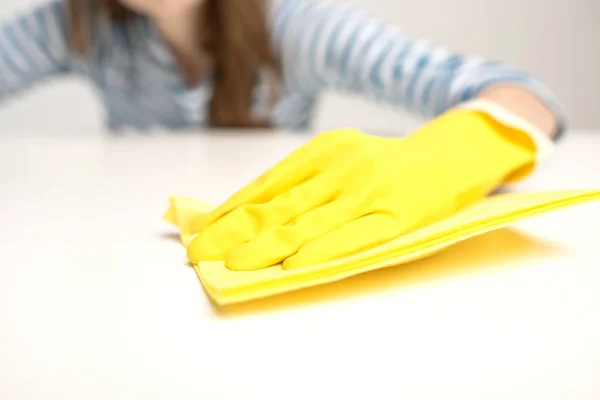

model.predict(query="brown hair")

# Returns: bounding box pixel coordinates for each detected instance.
[67,0,279,128]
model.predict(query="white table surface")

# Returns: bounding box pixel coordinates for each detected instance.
[1,130,599,400]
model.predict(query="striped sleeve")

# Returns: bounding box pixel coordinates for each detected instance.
[270,0,567,139]
[0,1,72,101]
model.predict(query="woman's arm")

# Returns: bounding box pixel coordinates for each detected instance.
[0,1,73,102]
[270,0,566,139]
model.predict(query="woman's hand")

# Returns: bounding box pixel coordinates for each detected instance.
[187,109,537,271]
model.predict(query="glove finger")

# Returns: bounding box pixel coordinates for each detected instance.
[283,212,403,270]
[225,197,360,271]
[197,129,363,231]
[186,174,340,264]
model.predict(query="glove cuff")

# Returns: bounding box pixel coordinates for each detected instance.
[455,99,555,167]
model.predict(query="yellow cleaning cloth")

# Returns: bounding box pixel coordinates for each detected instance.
[165,190,600,305]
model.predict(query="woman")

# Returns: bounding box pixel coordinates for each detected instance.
[0,0,565,269]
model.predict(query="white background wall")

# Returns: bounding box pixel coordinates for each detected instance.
[0,0,599,134]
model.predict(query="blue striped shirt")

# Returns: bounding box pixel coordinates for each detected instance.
[0,0,566,135]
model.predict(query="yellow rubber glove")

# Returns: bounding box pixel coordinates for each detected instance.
[187,109,537,271]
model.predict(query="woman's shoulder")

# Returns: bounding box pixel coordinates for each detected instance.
[266,0,362,33]
[6,0,69,30]
[267,0,325,21]
[0,0,72,58]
